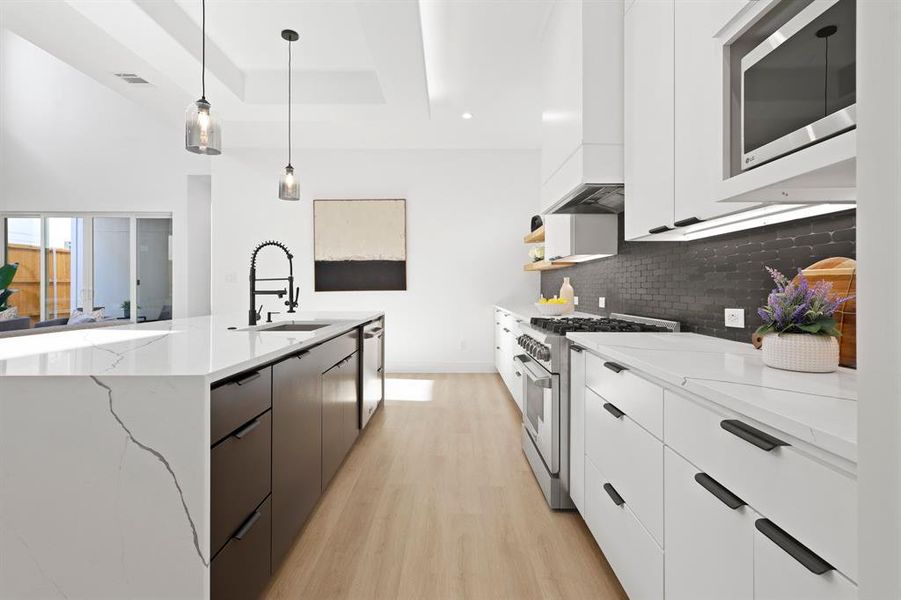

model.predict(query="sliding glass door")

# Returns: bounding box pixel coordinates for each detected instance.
[44,217,84,321]
[3,217,41,325]
[92,217,131,320]
[1,213,172,325]
[137,217,173,323]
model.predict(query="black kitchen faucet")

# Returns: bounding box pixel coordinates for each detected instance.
[249,240,299,325]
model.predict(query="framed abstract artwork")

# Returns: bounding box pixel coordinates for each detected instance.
[313,199,407,291]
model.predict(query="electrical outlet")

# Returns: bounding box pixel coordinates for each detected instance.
[598,297,606,309]
[573,296,579,306]
[725,308,745,328]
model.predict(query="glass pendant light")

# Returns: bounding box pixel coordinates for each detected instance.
[279,29,300,201]
[185,0,221,155]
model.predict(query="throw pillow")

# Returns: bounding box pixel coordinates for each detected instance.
[0,306,19,321]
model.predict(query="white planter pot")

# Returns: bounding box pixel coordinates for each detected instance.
[761,333,840,373]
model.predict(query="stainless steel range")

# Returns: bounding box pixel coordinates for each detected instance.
[515,313,680,509]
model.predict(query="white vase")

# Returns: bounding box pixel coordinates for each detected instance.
[559,277,574,315]
[761,333,840,373]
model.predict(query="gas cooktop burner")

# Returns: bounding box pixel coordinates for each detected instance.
[529,316,672,335]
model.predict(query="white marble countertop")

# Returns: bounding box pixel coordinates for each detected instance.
[0,311,383,381]
[567,332,857,462]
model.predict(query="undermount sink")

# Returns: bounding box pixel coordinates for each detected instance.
[263,323,330,332]
[236,320,339,332]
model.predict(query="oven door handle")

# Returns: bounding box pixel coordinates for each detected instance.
[514,355,553,389]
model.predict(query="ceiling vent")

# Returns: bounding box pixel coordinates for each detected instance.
[114,73,151,85]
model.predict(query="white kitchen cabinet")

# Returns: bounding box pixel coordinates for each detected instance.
[540,0,623,213]
[585,351,663,438]
[665,447,756,600]
[624,0,675,240]
[754,521,857,600]
[585,387,663,545]
[674,0,755,224]
[664,390,857,580]
[494,308,523,413]
[585,457,664,600]
[544,214,618,262]
[569,346,586,513]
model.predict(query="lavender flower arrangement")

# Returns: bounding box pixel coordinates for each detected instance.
[756,267,853,337]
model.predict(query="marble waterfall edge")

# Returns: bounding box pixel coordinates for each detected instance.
[0,375,210,599]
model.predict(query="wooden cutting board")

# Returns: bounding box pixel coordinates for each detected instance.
[800,257,856,368]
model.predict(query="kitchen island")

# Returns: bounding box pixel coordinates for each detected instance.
[0,311,384,600]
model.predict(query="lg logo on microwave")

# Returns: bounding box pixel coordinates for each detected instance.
[745,156,756,164]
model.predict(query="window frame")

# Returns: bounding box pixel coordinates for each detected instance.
[1,211,172,324]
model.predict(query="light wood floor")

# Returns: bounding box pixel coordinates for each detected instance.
[263,373,628,600]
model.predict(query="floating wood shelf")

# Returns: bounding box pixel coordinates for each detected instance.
[523,225,545,244]
[524,260,573,272]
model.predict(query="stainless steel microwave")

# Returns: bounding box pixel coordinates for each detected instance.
[741,0,855,170]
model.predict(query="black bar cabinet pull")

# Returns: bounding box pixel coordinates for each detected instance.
[233,509,263,541]
[503,328,511,333]
[232,417,261,440]
[571,347,583,353]
[648,225,673,234]
[603,361,627,374]
[603,402,625,419]
[603,483,625,506]
[694,473,746,510]
[232,370,261,386]
[721,419,789,452]
[755,519,834,575]
[673,216,705,227]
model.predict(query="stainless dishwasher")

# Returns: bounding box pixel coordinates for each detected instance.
[361,319,384,429]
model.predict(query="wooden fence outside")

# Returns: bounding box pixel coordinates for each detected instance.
[6,243,71,323]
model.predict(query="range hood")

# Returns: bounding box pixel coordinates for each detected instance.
[546,183,625,215]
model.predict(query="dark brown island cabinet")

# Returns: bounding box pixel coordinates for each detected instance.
[209,318,385,600]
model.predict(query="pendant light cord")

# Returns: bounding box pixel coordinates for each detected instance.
[823,34,829,118]
[287,37,292,166]
[201,0,206,99]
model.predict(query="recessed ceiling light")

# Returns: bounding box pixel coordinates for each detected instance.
[461,112,473,120]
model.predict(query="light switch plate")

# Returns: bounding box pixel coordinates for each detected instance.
[725,308,745,328]
[574,296,579,306]
[598,297,606,309]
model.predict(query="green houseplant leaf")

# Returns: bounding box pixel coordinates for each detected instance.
[0,263,17,290]
[0,263,18,311]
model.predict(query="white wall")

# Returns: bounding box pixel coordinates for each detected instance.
[857,1,901,598]
[211,148,539,372]
[0,29,210,319]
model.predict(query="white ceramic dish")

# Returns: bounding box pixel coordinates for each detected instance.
[534,302,568,316]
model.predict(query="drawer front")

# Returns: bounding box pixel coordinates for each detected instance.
[665,390,857,580]
[211,410,272,556]
[585,387,663,544]
[754,522,857,600]
[585,352,663,438]
[664,448,755,600]
[318,330,359,372]
[211,496,272,600]
[585,457,663,600]
[211,366,272,444]
[509,356,524,413]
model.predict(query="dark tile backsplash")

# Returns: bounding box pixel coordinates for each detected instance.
[540,210,856,342]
